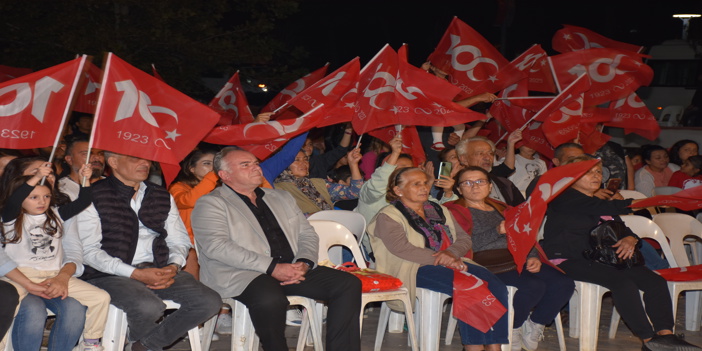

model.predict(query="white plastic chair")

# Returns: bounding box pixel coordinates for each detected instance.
[308,219,418,351]
[200,296,321,351]
[193,238,321,351]
[444,285,567,351]
[619,190,647,199]
[652,186,683,196]
[657,105,684,127]
[308,210,368,265]
[102,301,202,351]
[652,213,702,331]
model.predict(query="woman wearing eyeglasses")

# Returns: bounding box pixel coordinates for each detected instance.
[368,167,508,351]
[445,166,574,351]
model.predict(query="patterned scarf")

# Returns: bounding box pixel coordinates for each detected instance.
[392,200,452,251]
[276,169,333,211]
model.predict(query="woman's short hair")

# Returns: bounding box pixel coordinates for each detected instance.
[640,144,667,162]
[452,166,489,195]
[386,167,423,203]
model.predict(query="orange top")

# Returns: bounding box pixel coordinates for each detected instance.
[169,171,219,242]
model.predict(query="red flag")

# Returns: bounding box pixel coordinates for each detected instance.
[520,121,555,159]
[91,53,220,165]
[603,92,660,140]
[427,17,509,96]
[629,186,702,212]
[0,57,86,149]
[489,81,538,134]
[397,45,486,124]
[550,48,652,106]
[352,45,484,135]
[532,74,590,123]
[73,61,103,114]
[0,65,33,84]
[541,95,584,147]
[209,71,255,125]
[369,125,426,166]
[523,46,557,93]
[581,105,613,124]
[260,63,329,114]
[203,104,325,145]
[578,122,611,154]
[552,25,644,54]
[505,159,600,272]
[452,270,507,332]
[286,57,361,127]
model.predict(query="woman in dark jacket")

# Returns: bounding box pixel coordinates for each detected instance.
[543,155,701,351]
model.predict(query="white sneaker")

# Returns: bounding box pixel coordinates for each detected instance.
[286,308,303,326]
[79,342,104,351]
[521,318,545,351]
[215,312,232,335]
[510,327,523,351]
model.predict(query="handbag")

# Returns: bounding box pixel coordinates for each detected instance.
[583,219,645,269]
[335,262,404,292]
[472,249,517,274]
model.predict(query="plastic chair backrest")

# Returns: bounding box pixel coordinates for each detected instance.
[621,215,678,268]
[619,190,647,199]
[652,186,683,196]
[657,105,684,126]
[308,219,368,269]
[308,210,367,244]
[653,213,702,267]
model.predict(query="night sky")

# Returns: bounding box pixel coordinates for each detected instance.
[275,0,702,72]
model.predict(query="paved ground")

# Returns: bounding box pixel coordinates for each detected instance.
[165,294,702,351]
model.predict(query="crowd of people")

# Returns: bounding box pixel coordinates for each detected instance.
[0,106,701,351]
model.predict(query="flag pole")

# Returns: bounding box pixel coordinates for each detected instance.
[42,55,88,186]
[546,57,562,93]
[84,53,113,186]
[495,96,555,101]
[514,74,588,132]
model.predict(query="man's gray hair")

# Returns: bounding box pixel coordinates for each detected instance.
[103,151,119,163]
[213,146,243,174]
[455,136,496,157]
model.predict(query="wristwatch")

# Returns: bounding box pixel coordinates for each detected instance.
[170,264,183,273]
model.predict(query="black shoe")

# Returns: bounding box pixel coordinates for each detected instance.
[643,334,702,351]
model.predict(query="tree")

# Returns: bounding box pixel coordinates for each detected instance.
[0,0,309,98]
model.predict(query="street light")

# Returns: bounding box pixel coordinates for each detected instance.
[673,14,701,41]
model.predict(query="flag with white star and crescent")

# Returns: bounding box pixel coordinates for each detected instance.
[504,159,600,273]
[91,53,220,165]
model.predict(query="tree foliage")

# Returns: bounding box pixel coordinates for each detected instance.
[0,0,308,98]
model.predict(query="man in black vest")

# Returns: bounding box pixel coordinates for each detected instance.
[76,151,220,351]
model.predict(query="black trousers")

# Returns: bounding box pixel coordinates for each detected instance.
[559,260,673,339]
[0,280,19,340]
[235,266,361,351]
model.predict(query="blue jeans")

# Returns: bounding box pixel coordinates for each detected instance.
[12,294,86,351]
[88,272,221,351]
[416,264,509,345]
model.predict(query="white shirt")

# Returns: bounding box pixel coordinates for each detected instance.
[3,209,84,276]
[509,154,548,196]
[77,181,191,278]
